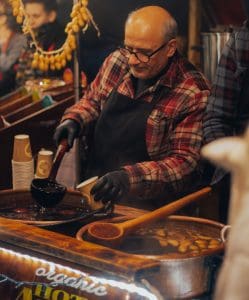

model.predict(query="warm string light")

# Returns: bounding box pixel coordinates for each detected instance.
[0,247,157,299]
[8,0,100,71]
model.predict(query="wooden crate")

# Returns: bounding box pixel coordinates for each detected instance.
[0,94,33,116]
[0,88,75,189]
[0,87,28,106]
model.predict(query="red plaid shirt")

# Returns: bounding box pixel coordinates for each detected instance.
[63,51,210,200]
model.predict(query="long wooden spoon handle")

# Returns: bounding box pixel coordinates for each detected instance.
[122,187,212,232]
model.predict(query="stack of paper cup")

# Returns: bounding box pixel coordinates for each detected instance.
[12,134,34,190]
[77,176,103,210]
[35,149,53,179]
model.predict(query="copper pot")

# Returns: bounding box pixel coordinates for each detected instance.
[77,215,224,299]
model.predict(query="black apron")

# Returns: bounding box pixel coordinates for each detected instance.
[85,82,165,207]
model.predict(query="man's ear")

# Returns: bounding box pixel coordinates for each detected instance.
[166,39,177,57]
[48,10,57,23]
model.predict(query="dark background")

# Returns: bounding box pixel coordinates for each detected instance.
[56,0,248,81]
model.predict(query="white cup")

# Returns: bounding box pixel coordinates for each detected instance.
[77,176,103,210]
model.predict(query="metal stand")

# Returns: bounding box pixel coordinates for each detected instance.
[73,0,81,186]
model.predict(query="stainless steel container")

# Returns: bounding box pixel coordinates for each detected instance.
[143,251,222,299]
[201,32,231,82]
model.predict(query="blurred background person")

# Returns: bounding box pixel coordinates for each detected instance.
[16,0,67,87]
[0,0,26,96]
[203,16,249,223]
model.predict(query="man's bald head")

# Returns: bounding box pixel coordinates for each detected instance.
[125,6,178,44]
[123,6,178,80]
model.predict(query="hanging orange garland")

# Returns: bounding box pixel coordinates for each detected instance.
[8,0,100,71]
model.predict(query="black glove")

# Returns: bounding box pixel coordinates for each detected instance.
[91,170,130,204]
[53,119,80,149]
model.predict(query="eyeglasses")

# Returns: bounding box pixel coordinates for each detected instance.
[119,41,168,63]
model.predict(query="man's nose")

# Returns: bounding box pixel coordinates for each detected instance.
[128,53,140,64]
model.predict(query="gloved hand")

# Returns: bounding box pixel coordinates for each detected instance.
[91,170,130,204]
[53,119,80,149]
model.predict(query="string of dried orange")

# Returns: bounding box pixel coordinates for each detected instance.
[8,0,100,71]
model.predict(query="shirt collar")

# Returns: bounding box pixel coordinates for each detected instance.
[159,51,180,89]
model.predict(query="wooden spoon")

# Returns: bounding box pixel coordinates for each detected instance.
[87,187,211,247]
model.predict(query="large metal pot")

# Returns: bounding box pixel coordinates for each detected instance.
[140,255,222,299]
[124,215,224,299]
[201,32,231,82]
[77,215,225,299]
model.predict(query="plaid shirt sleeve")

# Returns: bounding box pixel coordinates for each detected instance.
[203,25,249,143]
[62,51,125,131]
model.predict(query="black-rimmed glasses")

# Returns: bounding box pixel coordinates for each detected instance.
[119,41,168,63]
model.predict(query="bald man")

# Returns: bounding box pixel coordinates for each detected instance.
[54,6,210,210]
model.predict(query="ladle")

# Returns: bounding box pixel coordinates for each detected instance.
[87,187,211,247]
[30,139,69,208]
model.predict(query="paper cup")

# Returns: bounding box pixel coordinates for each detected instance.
[35,149,53,178]
[12,134,32,162]
[12,159,34,190]
[77,176,103,210]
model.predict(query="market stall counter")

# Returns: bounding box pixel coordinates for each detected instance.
[0,188,224,299]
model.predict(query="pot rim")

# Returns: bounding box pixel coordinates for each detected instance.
[76,214,225,260]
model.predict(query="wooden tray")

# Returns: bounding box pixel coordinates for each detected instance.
[0,189,106,226]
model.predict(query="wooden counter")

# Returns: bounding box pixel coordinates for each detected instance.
[0,198,159,300]
[0,188,223,299]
